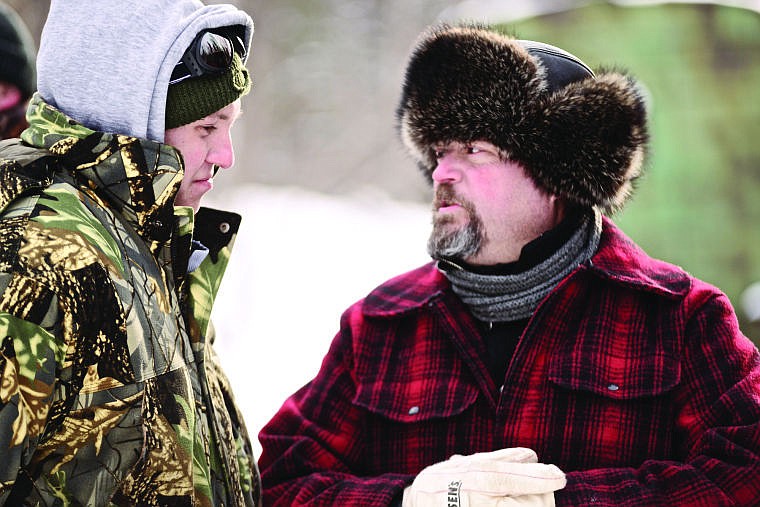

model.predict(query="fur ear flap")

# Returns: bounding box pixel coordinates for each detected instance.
[519,72,649,214]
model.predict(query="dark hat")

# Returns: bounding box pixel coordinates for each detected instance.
[0,2,35,101]
[165,52,251,129]
[397,24,649,213]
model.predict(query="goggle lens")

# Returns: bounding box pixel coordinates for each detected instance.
[170,30,245,85]
[197,32,234,71]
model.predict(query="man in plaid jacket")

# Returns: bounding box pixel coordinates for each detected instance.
[258,24,760,507]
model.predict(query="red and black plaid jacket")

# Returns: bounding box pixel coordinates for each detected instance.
[258,218,760,506]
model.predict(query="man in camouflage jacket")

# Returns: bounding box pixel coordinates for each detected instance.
[0,1,260,505]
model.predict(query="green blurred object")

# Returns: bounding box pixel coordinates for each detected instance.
[502,2,760,345]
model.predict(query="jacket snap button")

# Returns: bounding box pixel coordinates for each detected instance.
[219,222,230,234]
[408,406,420,415]
[607,383,620,391]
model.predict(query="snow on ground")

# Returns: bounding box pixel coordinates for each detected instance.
[205,184,431,457]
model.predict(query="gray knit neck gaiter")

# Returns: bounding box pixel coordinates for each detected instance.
[441,208,602,322]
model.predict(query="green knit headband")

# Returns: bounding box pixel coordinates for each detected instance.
[165,52,251,130]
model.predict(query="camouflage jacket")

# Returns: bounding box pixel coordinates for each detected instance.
[0,95,261,506]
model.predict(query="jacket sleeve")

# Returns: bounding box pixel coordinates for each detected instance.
[0,279,63,502]
[558,289,760,506]
[257,302,413,506]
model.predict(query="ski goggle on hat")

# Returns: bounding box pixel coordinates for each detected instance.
[164,26,251,130]
[170,28,246,85]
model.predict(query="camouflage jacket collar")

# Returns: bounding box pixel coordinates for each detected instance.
[20,93,183,244]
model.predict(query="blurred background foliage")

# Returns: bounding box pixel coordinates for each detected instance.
[9,0,760,343]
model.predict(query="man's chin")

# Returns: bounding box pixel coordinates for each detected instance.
[428,221,482,260]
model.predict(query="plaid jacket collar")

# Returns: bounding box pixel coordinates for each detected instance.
[363,215,690,318]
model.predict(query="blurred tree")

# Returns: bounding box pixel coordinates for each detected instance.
[228,0,457,202]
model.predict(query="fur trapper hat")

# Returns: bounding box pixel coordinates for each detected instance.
[397,24,649,213]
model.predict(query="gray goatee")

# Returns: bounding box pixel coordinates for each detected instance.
[427,185,484,260]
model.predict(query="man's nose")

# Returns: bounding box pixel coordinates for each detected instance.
[208,133,235,170]
[431,153,462,183]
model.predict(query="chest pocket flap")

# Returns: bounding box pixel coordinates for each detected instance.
[548,331,681,400]
[351,322,480,423]
[353,374,479,423]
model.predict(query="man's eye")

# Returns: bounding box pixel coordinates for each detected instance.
[465,145,482,155]
[433,149,445,159]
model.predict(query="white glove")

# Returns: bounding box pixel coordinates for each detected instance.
[402,448,566,507]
